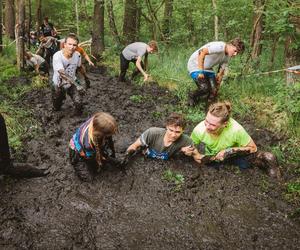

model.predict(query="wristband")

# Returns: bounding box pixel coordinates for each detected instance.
[225,148,233,154]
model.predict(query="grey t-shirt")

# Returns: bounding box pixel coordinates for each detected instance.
[140,127,193,160]
[122,42,148,61]
[187,41,229,73]
[52,50,81,88]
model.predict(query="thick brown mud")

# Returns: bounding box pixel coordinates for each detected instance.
[0,68,299,249]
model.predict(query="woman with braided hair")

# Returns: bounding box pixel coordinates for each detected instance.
[69,112,118,181]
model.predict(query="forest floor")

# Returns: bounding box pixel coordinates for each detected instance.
[0,67,299,249]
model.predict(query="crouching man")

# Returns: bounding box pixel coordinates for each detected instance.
[191,101,280,178]
[126,113,202,163]
[51,33,84,115]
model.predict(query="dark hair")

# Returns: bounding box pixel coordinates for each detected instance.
[44,17,49,22]
[229,37,245,53]
[65,33,79,44]
[208,101,232,123]
[91,112,117,166]
[165,113,186,129]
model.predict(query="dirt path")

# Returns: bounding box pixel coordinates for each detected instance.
[0,68,299,249]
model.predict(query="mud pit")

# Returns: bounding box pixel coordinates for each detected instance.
[1,68,299,249]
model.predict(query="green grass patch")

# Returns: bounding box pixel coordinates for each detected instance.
[162,169,185,191]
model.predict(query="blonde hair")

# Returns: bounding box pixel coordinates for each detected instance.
[148,40,158,52]
[91,112,117,165]
[208,101,232,123]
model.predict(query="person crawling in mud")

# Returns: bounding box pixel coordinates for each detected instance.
[191,101,280,178]
[51,33,85,115]
[119,40,158,82]
[187,38,245,107]
[69,112,118,182]
[0,113,49,178]
[126,113,203,163]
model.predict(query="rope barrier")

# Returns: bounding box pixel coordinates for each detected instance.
[0,36,24,47]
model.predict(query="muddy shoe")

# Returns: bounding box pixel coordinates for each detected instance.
[5,162,49,178]
[85,78,91,89]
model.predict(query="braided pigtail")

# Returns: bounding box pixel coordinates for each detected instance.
[91,112,118,167]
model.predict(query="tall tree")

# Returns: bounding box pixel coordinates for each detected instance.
[16,0,25,70]
[75,0,80,37]
[285,1,300,84]
[0,0,2,53]
[91,0,105,61]
[250,0,265,59]
[36,0,42,31]
[4,0,15,39]
[122,0,138,44]
[106,0,121,45]
[162,0,173,41]
[27,0,32,48]
[212,0,219,40]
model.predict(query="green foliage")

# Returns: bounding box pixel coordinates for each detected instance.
[129,94,143,103]
[162,169,185,191]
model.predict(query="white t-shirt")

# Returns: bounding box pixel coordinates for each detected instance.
[52,50,81,88]
[26,54,45,67]
[187,41,229,73]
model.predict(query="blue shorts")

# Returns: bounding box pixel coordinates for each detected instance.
[190,70,216,81]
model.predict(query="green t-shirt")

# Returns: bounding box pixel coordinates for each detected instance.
[140,127,193,160]
[190,118,251,156]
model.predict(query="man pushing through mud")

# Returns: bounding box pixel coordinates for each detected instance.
[51,33,85,115]
[191,101,280,178]
[119,40,158,82]
[187,38,245,106]
[126,113,202,163]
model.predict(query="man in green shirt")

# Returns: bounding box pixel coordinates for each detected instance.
[126,113,202,162]
[191,101,280,178]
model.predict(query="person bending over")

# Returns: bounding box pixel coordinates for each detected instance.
[126,113,202,163]
[191,101,280,178]
[69,112,118,182]
[119,40,158,82]
[25,51,49,75]
[187,38,245,106]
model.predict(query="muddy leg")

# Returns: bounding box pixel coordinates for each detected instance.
[251,151,281,179]
[51,86,66,111]
[119,53,130,82]
[188,77,210,107]
[0,113,11,167]
[67,85,83,115]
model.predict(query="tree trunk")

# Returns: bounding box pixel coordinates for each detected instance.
[250,0,265,59]
[75,0,80,37]
[122,0,137,44]
[268,34,279,70]
[16,0,25,70]
[285,12,300,84]
[106,0,121,45]
[91,0,105,61]
[36,0,42,31]
[162,0,173,41]
[0,0,2,53]
[4,0,15,39]
[212,0,218,40]
[27,0,31,48]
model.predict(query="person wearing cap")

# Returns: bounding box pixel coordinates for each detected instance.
[187,38,245,106]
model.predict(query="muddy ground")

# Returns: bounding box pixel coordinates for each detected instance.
[0,68,299,249]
